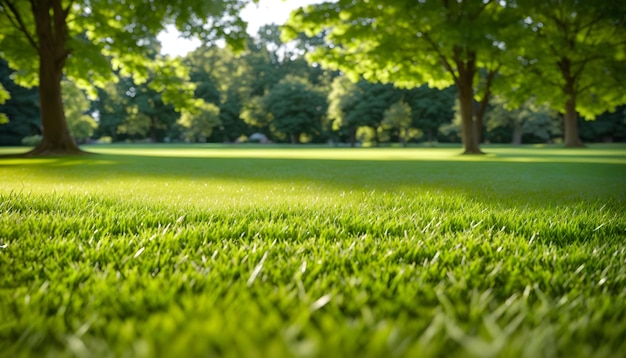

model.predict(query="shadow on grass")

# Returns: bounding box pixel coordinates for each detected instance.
[1,146,625,209]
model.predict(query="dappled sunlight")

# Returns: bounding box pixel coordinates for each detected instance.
[89,144,626,164]
[1,145,624,211]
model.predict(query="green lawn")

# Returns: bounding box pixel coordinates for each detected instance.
[1,144,625,357]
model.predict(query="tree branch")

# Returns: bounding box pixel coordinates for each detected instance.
[472,0,493,20]
[63,0,75,17]
[0,0,39,50]
[423,32,458,84]
[528,65,561,88]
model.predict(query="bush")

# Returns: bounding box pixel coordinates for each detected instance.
[96,136,113,144]
[21,135,42,146]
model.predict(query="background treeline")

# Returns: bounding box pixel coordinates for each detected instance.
[1,24,625,147]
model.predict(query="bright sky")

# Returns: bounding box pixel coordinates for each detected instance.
[158,0,323,57]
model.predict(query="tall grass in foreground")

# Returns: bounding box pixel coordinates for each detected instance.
[1,144,625,357]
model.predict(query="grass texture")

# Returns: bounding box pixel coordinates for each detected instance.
[1,144,625,357]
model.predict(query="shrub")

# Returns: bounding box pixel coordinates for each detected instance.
[96,136,113,144]
[21,135,42,146]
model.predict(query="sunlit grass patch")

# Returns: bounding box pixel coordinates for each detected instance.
[1,144,625,357]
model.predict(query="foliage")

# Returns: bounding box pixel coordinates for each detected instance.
[0,0,251,94]
[327,77,401,146]
[0,83,8,124]
[508,0,626,118]
[579,106,626,143]
[0,58,40,145]
[61,80,97,142]
[20,134,41,146]
[1,144,625,357]
[405,86,456,142]
[504,0,626,146]
[185,45,254,142]
[486,96,558,144]
[241,95,272,129]
[327,76,360,143]
[263,75,327,143]
[177,101,221,142]
[91,82,127,141]
[284,0,517,153]
[114,75,180,142]
[0,0,254,154]
[380,100,413,145]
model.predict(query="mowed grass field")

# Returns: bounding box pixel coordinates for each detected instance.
[1,144,625,358]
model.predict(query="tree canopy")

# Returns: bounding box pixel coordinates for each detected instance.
[1,0,624,151]
[284,0,516,154]
[501,0,626,147]
[0,0,253,155]
[285,0,626,151]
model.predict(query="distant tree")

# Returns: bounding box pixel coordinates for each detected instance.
[241,95,272,130]
[405,86,456,143]
[351,82,402,146]
[285,0,516,154]
[0,59,41,145]
[216,88,249,142]
[0,83,8,124]
[177,101,221,142]
[185,46,254,142]
[327,76,361,146]
[508,0,626,147]
[263,75,327,143]
[91,81,127,142]
[61,80,97,143]
[486,96,558,145]
[381,101,413,146]
[0,0,252,155]
[579,106,626,143]
[113,74,180,142]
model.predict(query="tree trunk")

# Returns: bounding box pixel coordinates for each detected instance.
[512,126,523,145]
[373,127,380,147]
[150,118,158,143]
[427,129,434,144]
[563,91,584,147]
[28,0,85,156]
[559,58,584,148]
[349,126,356,147]
[474,68,496,144]
[454,49,483,155]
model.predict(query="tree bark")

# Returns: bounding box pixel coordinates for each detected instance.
[512,126,523,145]
[454,48,483,154]
[150,118,158,143]
[27,0,85,156]
[474,68,496,144]
[563,90,584,147]
[559,58,584,148]
[349,126,356,147]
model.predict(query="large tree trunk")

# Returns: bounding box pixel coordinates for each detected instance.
[559,58,584,148]
[454,49,483,155]
[563,91,584,147]
[474,68,496,144]
[27,0,84,156]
